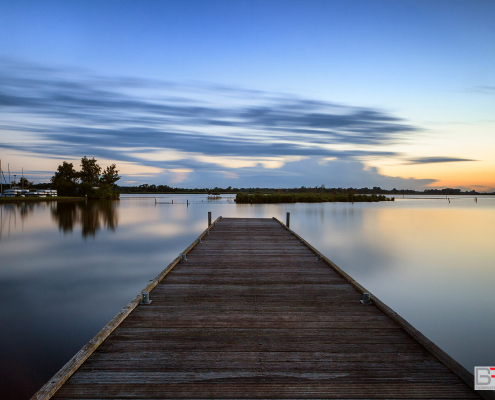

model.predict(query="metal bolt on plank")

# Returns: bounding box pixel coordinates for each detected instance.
[140,292,152,305]
[360,293,373,304]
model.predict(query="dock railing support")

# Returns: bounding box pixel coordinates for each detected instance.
[286,212,290,228]
[208,211,212,227]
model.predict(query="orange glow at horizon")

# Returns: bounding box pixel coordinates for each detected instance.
[379,160,495,191]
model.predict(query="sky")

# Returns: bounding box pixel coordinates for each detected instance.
[0,0,494,190]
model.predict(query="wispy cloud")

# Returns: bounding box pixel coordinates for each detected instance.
[0,59,418,169]
[406,157,477,165]
[1,59,467,188]
[472,85,495,94]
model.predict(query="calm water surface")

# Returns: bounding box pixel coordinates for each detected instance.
[1,194,494,398]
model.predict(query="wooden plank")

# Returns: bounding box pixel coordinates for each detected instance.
[53,382,481,399]
[273,216,493,400]
[43,217,489,400]
[31,217,222,400]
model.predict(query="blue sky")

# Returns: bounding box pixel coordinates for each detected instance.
[1,0,494,189]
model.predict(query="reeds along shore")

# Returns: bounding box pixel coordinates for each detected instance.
[235,192,393,204]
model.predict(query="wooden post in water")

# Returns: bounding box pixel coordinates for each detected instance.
[187,199,189,206]
[286,212,290,228]
[208,211,212,227]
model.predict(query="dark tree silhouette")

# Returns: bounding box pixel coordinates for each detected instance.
[51,157,120,198]
[79,156,101,195]
[19,177,33,188]
[100,164,120,187]
[51,161,78,196]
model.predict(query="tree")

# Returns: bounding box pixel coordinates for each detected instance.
[100,164,121,188]
[79,156,101,187]
[79,156,102,196]
[52,157,120,199]
[51,161,78,196]
[19,177,33,188]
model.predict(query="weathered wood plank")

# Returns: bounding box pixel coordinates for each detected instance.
[54,382,481,399]
[31,218,223,400]
[45,217,488,400]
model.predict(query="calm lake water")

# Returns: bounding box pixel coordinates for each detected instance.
[1,194,494,398]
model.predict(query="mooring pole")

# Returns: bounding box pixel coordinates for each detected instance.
[208,211,212,227]
[286,212,290,228]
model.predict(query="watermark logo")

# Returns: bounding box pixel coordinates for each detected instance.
[475,367,495,390]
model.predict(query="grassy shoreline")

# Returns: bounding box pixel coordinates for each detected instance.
[0,196,86,204]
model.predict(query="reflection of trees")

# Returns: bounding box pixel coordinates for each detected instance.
[0,203,37,220]
[52,202,78,233]
[1,203,39,238]
[18,203,37,219]
[51,200,118,238]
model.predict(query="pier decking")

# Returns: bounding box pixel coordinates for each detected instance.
[34,217,488,399]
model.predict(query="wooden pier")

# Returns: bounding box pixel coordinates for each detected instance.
[33,217,491,399]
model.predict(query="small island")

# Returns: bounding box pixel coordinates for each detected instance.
[235,192,392,203]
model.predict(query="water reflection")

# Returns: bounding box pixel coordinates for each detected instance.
[0,203,39,239]
[50,200,118,238]
[0,202,36,221]
[1,195,495,399]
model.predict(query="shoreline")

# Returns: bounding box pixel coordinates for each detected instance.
[0,196,86,204]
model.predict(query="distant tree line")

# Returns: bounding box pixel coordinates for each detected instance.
[24,177,493,197]
[51,157,120,199]
[115,184,494,195]
[117,185,232,195]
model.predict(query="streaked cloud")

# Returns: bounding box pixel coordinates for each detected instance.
[472,86,495,94]
[0,60,415,164]
[0,59,453,188]
[406,157,477,165]
[178,158,437,190]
